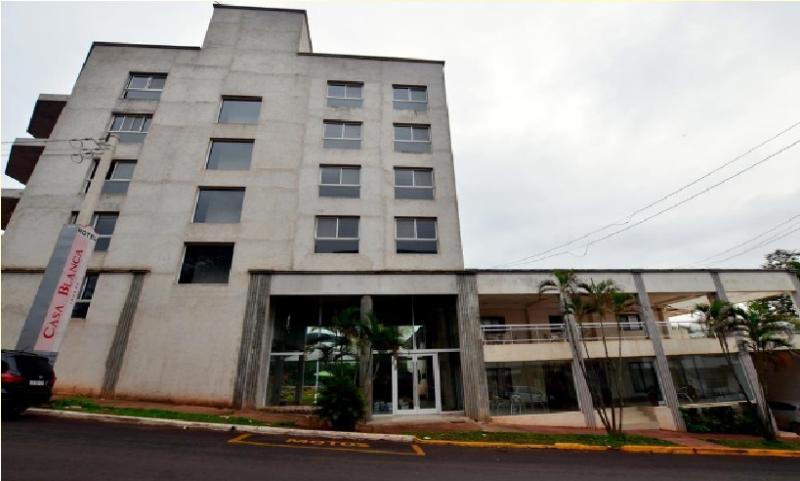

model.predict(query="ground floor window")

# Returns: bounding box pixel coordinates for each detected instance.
[266,355,357,406]
[584,357,662,407]
[486,361,578,416]
[668,354,751,404]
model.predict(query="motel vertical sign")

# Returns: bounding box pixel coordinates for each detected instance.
[16,224,97,361]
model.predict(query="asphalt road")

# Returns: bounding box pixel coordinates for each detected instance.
[3,414,799,481]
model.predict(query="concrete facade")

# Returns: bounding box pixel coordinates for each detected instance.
[2,5,798,429]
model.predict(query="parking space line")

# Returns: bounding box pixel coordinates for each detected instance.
[227,433,426,457]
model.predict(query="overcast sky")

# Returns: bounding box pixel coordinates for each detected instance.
[2,1,798,269]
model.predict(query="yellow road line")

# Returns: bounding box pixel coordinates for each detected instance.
[228,433,425,457]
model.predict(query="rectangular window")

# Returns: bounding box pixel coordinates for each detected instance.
[393,85,428,110]
[84,158,99,193]
[323,120,362,149]
[319,165,360,198]
[206,140,253,170]
[109,114,152,143]
[326,81,363,108]
[619,314,644,331]
[91,212,118,251]
[393,124,431,153]
[193,188,245,223]
[315,216,359,253]
[394,168,434,199]
[123,73,167,100]
[101,160,136,194]
[395,217,437,254]
[178,244,234,284]
[218,97,261,124]
[71,274,99,319]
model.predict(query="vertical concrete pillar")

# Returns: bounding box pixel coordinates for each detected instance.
[560,291,597,428]
[788,274,800,315]
[360,295,374,420]
[711,272,778,435]
[76,135,118,225]
[633,273,686,431]
[233,273,272,409]
[101,272,145,397]
[456,274,490,420]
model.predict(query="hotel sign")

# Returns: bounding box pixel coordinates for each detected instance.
[16,224,97,360]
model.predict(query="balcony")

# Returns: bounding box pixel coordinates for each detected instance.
[27,94,68,139]
[4,138,45,184]
[1,188,23,229]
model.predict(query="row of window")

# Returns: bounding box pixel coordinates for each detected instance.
[109,111,432,155]
[123,73,429,111]
[85,155,434,201]
[73,205,439,256]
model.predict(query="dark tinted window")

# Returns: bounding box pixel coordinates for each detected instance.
[207,140,253,170]
[92,213,118,251]
[218,98,261,124]
[71,274,99,319]
[179,244,234,284]
[193,188,245,223]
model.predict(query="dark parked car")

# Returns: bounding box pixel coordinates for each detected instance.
[2,349,55,418]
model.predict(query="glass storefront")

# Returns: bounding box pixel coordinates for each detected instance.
[486,361,578,415]
[668,354,752,404]
[268,296,359,406]
[267,295,463,414]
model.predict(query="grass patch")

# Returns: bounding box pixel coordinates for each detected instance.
[49,397,294,428]
[411,431,674,447]
[710,439,800,451]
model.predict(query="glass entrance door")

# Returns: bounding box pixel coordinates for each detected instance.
[393,354,440,414]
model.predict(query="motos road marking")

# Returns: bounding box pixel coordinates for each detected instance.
[228,433,425,457]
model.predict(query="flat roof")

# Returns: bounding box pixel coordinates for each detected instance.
[298,52,444,65]
[256,269,796,275]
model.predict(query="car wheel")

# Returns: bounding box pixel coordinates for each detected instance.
[1,403,27,420]
[790,422,800,435]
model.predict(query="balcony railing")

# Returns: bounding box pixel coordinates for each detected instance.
[482,320,715,345]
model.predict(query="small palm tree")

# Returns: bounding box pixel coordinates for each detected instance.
[739,300,797,353]
[694,300,751,402]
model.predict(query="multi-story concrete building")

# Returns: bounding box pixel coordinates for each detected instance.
[3,4,799,430]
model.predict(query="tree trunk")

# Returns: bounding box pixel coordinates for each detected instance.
[359,296,374,421]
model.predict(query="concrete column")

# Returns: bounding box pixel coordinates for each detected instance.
[788,274,800,316]
[711,272,778,435]
[233,273,272,409]
[359,295,374,420]
[101,272,145,397]
[560,291,597,428]
[76,135,118,225]
[456,274,490,420]
[633,273,686,431]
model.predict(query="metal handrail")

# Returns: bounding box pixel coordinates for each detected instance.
[481,320,720,344]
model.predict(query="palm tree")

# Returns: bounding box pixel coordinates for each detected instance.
[611,290,637,432]
[694,299,788,439]
[694,300,751,402]
[540,272,636,434]
[739,300,797,353]
[329,307,400,421]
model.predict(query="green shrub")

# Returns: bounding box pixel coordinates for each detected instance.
[681,404,761,435]
[315,374,365,431]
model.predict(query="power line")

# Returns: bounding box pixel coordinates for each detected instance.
[708,225,800,266]
[682,213,800,267]
[502,138,800,267]
[492,120,800,268]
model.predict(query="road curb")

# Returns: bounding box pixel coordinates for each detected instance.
[416,438,800,457]
[27,408,415,443]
